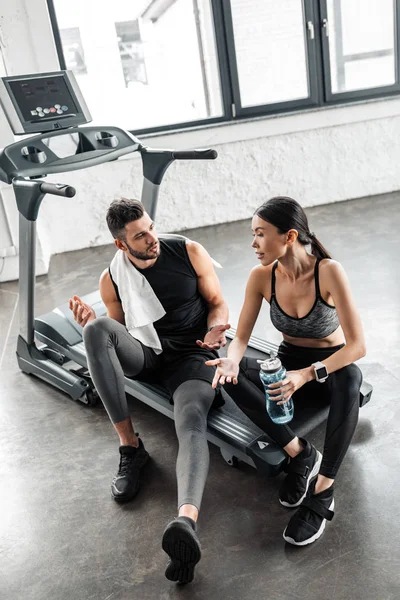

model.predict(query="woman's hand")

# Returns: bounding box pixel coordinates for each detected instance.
[267,369,309,405]
[204,357,239,389]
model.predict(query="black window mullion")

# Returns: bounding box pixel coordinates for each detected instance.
[318,0,333,101]
[310,0,326,104]
[47,0,66,70]
[304,0,323,105]
[210,0,236,119]
[219,0,242,116]
[396,0,400,84]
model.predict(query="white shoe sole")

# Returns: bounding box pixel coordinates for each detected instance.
[279,450,322,508]
[282,499,335,546]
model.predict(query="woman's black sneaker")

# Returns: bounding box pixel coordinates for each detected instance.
[162,517,201,584]
[111,439,149,502]
[279,439,322,508]
[283,480,334,546]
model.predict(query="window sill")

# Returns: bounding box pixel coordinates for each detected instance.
[134,94,400,150]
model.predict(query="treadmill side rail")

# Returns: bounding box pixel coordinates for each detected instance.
[16,335,89,400]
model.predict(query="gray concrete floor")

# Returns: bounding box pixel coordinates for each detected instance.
[0,193,399,600]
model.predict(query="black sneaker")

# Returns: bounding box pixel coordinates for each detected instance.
[111,439,149,503]
[283,480,334,546]
[162,517,201,584]
[279,439,322,508]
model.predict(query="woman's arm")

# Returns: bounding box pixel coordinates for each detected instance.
[302,260,366,382]
[206,266,265,387]
[227,267,264,364]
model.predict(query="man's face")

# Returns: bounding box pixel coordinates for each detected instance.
[117,213,160,262]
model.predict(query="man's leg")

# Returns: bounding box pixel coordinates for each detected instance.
[162,379,215,584]
[83,316,159,501]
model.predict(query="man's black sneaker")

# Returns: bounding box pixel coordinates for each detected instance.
[283,479,334,546]
[111,439,149,502]
[162,517,201,584]
[279,439,322,508]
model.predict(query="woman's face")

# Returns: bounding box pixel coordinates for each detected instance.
[251,214,287,266]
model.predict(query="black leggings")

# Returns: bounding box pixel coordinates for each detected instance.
[83,317,215,510]
[224,341,362,479]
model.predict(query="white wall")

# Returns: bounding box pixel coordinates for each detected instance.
[0,0,400,281]
[0,0,60,282]
[36,106,400,257]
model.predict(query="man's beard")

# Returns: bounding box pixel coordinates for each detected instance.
[125,241,160,261]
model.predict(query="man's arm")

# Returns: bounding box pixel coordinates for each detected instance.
[69,269,125,327]
[99,269,126,324]
[186,241,229,348]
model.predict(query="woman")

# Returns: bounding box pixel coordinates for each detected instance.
[206,196,366,546]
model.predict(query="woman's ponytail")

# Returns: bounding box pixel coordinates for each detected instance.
[308,232,332,260]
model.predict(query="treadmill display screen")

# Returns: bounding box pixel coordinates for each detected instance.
[9,75,79,123]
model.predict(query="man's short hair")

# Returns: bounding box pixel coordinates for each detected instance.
[106,198,144,239]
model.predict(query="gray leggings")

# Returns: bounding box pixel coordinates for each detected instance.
[83,317,215,509]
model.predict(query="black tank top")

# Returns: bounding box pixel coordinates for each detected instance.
[109,238,208,352]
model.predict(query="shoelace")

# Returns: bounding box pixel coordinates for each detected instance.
[118,453,137,476]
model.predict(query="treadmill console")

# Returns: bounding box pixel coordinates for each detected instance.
[0,70,92,134]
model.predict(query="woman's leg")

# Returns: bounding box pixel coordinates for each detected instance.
[224,357,322,506]
[315,363,362,491]
[283,363,362,546]
[224,357,296,448]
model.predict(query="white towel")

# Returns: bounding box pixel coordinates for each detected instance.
[109,250,165,353]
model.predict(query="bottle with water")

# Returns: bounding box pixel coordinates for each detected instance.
[258,351,294,424]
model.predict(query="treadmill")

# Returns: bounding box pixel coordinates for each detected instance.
[0,70,373,476]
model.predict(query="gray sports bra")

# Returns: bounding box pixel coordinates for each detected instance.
[269,260,340,339]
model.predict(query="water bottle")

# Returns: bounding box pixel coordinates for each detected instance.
[258,351,294,424]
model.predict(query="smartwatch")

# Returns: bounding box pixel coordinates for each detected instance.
[312,361,328,383]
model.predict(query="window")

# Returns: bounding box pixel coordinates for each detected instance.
[324,0,397,97]
[48,0,223,131]
[229,0,310,107]
[47,0,400,133]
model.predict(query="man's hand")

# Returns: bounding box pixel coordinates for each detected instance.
[267,369,309,405]
[196,323,231,350]
[69,295,96,327]
[205,357,239,389]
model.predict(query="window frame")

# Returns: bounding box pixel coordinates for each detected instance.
[319,0,400,104]
[46,0,400,136]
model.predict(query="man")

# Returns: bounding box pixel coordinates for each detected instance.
[69,198,229,584]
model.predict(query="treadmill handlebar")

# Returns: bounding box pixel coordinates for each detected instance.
[40,182,76,198]
[13,177,76,221]
[141,146,218,185]
[172,149,218,160]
